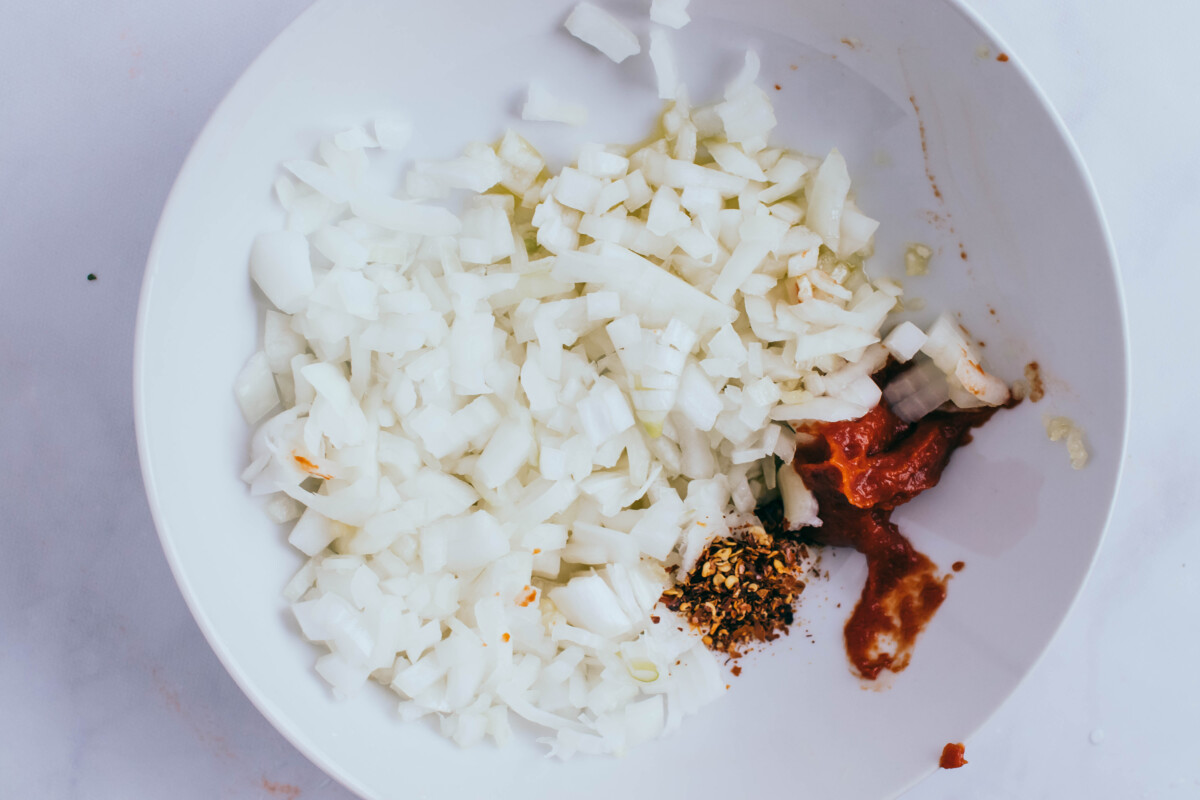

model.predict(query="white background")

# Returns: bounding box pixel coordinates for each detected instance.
[2,0,1197,797]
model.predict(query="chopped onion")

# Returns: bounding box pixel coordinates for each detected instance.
[234,351,280,424]
[240,26,1016,758]
[806,149,851,253]
[522,84,588,127]
[564,3,641,63]
[250,231,314,314]
[650,0,690,29]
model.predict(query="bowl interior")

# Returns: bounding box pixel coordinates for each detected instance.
[136,0,1127,797]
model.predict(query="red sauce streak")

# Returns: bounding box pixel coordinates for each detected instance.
[939,742,968,769]
[908,95,943,201]
[793,394,998,679]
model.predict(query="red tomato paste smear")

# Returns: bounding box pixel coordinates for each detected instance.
[939,742,968,769]
[791,395,998,679]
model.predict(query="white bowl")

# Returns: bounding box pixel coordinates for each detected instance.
[135,0,1128,797]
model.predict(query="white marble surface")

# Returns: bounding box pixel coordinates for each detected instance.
[2,0,1196,797]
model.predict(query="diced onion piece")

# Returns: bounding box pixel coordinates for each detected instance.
[374,118,413,151]
[648,29,679,100]
[906,243,932,275]
[650,0,690,29]
[475,419,534,489]
[549,574,634,638]
[883,321,927,362]
[707,142,766,182]
[838,202,880,258]
[921,313,974,372]
[770,396,869,424]
[883,359,951,422]
[250,231,314,314]
[564,3,641,63]
[777,463,820,529]
[716,85,776,145]
[523,84,588,127]
[234,351,280,423]
[724,50,761,100]
[954,357,1010,406]
[807,149,851,253]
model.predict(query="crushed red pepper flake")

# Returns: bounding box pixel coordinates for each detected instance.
[939,742,968,769]
[731,665,742,677]
[660,527,810,658]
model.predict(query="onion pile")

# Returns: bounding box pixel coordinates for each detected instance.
[234,0,1009,757]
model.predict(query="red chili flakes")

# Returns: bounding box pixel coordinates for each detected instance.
[501,632,511,643]
[1025,362,1045,402]
[660,527,810,658]
[996,52,1010,62]
[774,83,782,91]
[291,450,332,480]
[939,742,968,769]
[731,665,742,677]
[650,615,660,624]
[515,585,537,607]
[952,561,965,572]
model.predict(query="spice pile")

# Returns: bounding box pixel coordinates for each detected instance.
[660,523,813,658]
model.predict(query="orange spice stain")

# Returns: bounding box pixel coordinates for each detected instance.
[909,95,943,201]
[996,53,1010,62]
[151,668,236,761]
[516,586,538,607]
[292,451,332,480]
[502,633,511,643]
[261,778,302,799]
